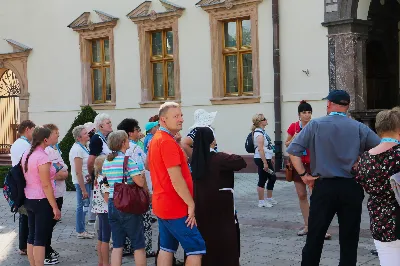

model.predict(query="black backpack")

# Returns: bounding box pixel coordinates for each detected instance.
[3,161,26,213]
[245,130,263,153]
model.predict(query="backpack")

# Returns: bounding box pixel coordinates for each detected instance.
[245,130,263,153]
[3,161,26,213]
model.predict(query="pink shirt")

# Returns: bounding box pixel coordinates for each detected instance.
[22,146,56,199]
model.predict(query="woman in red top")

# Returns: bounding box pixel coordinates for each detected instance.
[285,101,331,239]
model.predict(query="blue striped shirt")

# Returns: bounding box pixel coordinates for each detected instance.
[102,153,141,198]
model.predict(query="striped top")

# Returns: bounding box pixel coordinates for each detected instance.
[102,152,141,198]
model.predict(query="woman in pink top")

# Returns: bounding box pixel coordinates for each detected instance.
[22,127,61,266]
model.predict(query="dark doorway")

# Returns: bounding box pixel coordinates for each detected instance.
[366,0,400,110]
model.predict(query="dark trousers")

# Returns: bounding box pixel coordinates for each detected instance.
[19,214,29,250]
[301,178,364,266]
[45,197,63,255]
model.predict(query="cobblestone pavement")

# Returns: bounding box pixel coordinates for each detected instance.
[0,174,380,265]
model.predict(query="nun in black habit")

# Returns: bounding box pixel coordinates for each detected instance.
[191,127,247,266]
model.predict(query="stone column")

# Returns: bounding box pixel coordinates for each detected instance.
[322,19,370,111]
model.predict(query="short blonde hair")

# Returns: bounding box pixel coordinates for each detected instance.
[375,110,400,136]
[107,130,128,161]
[94,155,106,177]
[159,102,180,117]
[251,113,265,132]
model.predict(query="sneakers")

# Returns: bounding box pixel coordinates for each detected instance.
[265,198,278,205]
[44,255,59,265]
[77,231,94,239]
[87,220,96,226]
[49,250,60,259]
[258,200,273,208]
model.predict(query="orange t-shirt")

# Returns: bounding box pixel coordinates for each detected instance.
[148,130,193,219]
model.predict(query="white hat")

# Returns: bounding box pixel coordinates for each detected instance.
[189,109,217,130]
[84,122,96,133]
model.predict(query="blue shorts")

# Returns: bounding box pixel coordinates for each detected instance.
[97,213,111,243]
[158,216,206,256]
[108,199,145,250]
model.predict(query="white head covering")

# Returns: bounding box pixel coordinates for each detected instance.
[189,109,217,131]
[84,122,95,133]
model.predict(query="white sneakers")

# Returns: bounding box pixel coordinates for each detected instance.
[258,200,273,208]
[258,198,278,208]
[77,231,94,239]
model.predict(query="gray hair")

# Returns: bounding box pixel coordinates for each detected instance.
[107,130,128,161]
[94,113,111,130]
[159,102,180,117]
[72,125,86,141]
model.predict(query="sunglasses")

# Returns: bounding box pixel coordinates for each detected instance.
[261,118,267,121]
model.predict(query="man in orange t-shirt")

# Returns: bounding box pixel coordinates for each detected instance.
[148,102,206,266]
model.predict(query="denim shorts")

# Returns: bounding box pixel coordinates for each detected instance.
[108,199,145,250]
[158,216,206,256]
[25,198,54,246]
[97,213,111,243]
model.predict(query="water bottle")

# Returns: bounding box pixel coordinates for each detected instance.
[267,168,275,175]
[83,198,90,213]
[137,153,144,171]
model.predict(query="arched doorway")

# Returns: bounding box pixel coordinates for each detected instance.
[0,69,20,154]
[365,0,400,110]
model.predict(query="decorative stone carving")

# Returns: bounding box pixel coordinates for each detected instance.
[225,0,233,9]
[68,11,118,32]
[0,60,4,69]
[127,0,185,22]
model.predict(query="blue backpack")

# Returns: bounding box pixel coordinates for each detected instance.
[3,161,26,213]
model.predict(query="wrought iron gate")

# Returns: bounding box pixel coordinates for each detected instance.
[0,69,20,154]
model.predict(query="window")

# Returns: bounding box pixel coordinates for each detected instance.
[197,0,262,105]
[151,30,175,100]
[223,19,252,96]
[91,39,111,103]
[128,1,184,108]
[68,11,118,109]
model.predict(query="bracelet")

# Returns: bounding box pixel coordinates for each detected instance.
[299,171,308,177]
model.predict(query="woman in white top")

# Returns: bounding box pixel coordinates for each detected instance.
[252,114,278,208]
[69,125,94,239]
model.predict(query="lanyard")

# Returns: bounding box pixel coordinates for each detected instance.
[159,126,175,138]
[76,142,89,154]
[51,143,61,154]
[381,138,400,145]
[329,112,347,117]
[20,136,30,144]
[96,131,107,143]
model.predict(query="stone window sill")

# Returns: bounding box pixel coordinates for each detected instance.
[82,103,116,110]
[139,100,181,108]
[210,96,260,105]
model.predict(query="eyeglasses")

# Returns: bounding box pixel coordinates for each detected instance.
[134,128,141,132]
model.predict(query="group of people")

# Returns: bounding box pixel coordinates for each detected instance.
[10,104,251,266]
[9,89,400,266]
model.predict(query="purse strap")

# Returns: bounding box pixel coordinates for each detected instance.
[122,156,129,183]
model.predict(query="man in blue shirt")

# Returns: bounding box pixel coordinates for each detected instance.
[287,90,381,266]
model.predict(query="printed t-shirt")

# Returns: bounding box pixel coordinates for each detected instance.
[287,121,310,164]
[148,130,193,219]
[102,153,141,198]
[253,128,274,159]
[45,145,68,198]
[22,146,56,199]
[10,138,31,167]
[91,175,110,214]
[69,143,90,184]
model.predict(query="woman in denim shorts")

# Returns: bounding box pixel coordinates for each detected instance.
[102,130,146,266]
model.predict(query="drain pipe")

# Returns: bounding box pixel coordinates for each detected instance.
[272,0,282,171]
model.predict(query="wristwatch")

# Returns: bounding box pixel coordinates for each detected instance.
[299,170,308,177]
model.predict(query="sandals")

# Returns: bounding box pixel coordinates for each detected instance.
[18,249,27,255]
[297,226,332,240]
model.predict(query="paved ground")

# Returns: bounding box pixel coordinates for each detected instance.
[0,174,380,266]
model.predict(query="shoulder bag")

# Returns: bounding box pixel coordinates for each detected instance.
[113,156,150,214]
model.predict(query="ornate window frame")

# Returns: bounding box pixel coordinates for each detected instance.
[68,11,118,110]
[197,0,262,105]
[128,0,184,108]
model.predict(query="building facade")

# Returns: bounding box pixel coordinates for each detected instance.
[0,0,399,161]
